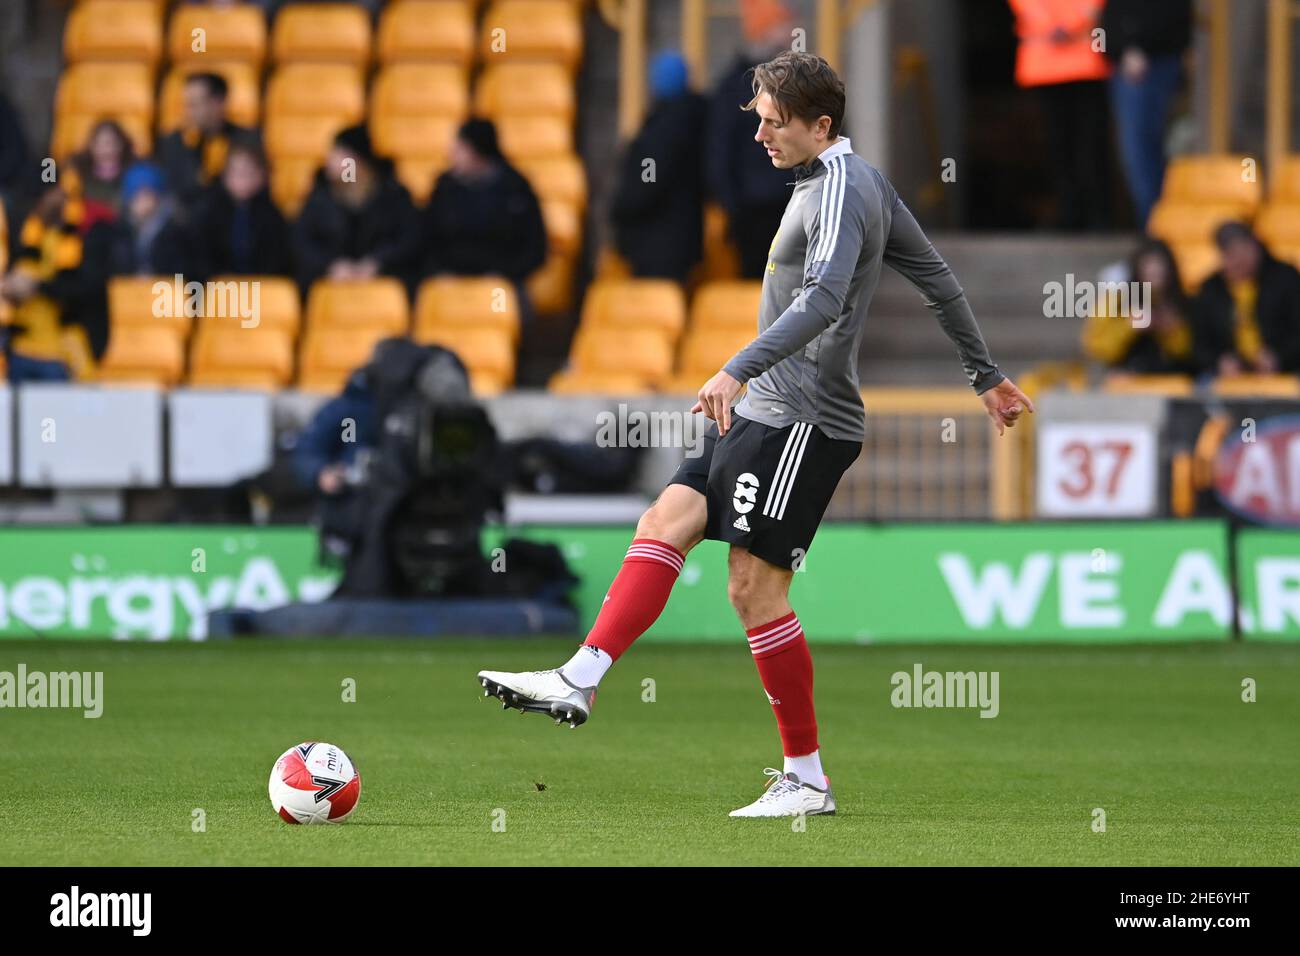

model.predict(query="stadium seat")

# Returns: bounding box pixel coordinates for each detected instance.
[377,0,475,66]
[580,279,687,339]
[539,201,582,257]
[547,369,658,396]
[1160,155,1263,212]
[560,326,674,388]
[108,276,192,336]
[371,63,470,119]
[189,325,296,390]
[475,63,575,122]
[264,64,366,210]
[527,254,577,316]
[305,279,410,335]
[1147,200,1255,245]
[414,276,520,345]
[271,3,371,68]
[479,1,583,72]
[167,3,267,65]
[1169,241,1220,293]
[159,63,260,132]
[1254,202,1300,246]
[198,276,301,335]
[415,326,516,393]
[1269,155,1300,201]
[53,63,155,159]
[269,156,326,217]
[517,154,587,210]
[690,280,762,330]
[695,202,742,283]
[1102,373,1194,396]
[494,115,573,160]
[64,0,163,65]
[1210,374,1300,398]
[663,325,755,395]
[297,325,392,393]
[97,326,186,387]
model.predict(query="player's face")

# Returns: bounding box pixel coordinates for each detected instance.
[753,91,818,169]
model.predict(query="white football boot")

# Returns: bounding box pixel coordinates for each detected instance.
[728,768,837,817]
[476,668,596,728]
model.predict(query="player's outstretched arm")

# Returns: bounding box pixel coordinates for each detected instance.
[980,376,1035,435]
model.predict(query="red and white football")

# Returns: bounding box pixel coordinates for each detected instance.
[268,741,361,824]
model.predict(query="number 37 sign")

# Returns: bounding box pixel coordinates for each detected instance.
[1037,423,1158,517]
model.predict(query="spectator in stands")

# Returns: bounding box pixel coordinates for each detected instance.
[611,51,707,283]
[293,124,422,293]
[0,182,85,358]
[0,91,30,207]
[706,0,798,277]
[192,141,292,276]
[1192,222,1300,376]
[292,366,376,496]
[1102,0,1192,230]
[67,120,135,233]
[421,118,546,289]
[71,162,207,357]
[1007,0,1112,231]
[1081,238,1195,374]
[154,72,255,213]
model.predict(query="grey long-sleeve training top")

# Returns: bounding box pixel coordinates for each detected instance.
[722,137,1005,442]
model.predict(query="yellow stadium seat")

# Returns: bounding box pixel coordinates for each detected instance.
[414,276,520,344]
[548,369,657,396]
[263,65,364,195]
[1255,202,1300,246]
[393,158,450,204]
[377,0,475,65]
[1270,156,1300,201]
[306,279,410,334]
[416,326,516,387]
[195,276,301,335]
[297,325,391,393]
[1147,200,1254,245]
[662,326,755,394]
[53,63,155,160]
[694,202,742,284]
[189,325,295,390]
[690,280,762,330]
[479,1,583,71]
[108,275,193,336]
[269,156,323,217]
[64,0,162,64]
[97,326,186,387]
[494,115,573,160]
[527,253,576,316]
[516,154,587,210]
[265,64,366,120]
[371,63,470,119]
[1271,242,1300,271]
[1169,241,1221,293]
[1103,373,1194,396]
[167,3,266,65]
[158,63,260,132]
[1211,374,1300,398]
[369,114,459,164]
[580,279,687,338]
[271,3,371,67]
[1162,155,1263,211]
[475,63,575,121]
[539,201,581,256]
[567,326,674,386]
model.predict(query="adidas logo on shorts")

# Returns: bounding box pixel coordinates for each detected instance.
[733,514,751,532]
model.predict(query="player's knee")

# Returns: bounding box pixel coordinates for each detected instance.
[726,573,760,618]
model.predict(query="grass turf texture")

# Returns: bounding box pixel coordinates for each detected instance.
[0,639,1295,866]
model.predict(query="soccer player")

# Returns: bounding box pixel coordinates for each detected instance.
[477,51,1033,817]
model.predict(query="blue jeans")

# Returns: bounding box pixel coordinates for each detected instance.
[1110,55,1183,229]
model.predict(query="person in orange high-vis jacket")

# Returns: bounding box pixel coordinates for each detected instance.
[1008,0,1113,230]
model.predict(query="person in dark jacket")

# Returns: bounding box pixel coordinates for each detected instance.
[68,162,207,357]
[421,118,547,283]
[292,124,422,293]
[705,2,797,278]
[192,141,293,276]
[1191,222,1300,376]
[611,51,707,283]
[154,72,256,214]
[1102,0,1193,228]
[293,367,377,493]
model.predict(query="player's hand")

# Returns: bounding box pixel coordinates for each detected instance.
[691,369,743,436]
[981,377,1035,436]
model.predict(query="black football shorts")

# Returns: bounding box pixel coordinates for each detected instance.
[667,415,862,570]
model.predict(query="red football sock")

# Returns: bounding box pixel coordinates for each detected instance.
[747,611,818,757]
[583,538,685,662]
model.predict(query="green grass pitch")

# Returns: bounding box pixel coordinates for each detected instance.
[0,638,1295,866]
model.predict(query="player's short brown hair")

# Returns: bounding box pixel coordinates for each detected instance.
[744,51,846,138]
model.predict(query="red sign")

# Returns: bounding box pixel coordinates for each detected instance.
[1215,416,1300,526]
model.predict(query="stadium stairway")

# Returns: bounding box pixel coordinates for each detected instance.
[859,233,1133,387]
